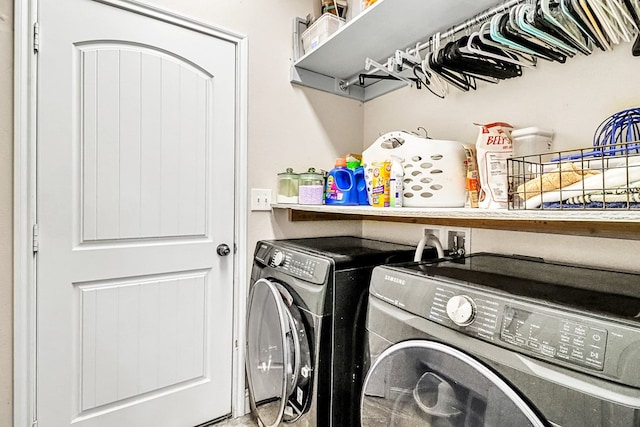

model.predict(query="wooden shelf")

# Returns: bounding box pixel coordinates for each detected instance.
[273,204,640,240]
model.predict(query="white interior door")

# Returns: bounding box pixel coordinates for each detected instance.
[36,0,237,426]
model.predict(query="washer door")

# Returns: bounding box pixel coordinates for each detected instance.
[361,340,547,427]
[246,278,312,427]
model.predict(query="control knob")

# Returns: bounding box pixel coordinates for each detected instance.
[446,295,476,326]
[271,250,286,267]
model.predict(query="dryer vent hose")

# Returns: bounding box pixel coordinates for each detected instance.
[415,233,444,261]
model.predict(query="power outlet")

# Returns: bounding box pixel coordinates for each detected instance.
[251,188,272,211]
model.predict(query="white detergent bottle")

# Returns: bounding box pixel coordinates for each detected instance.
[390,155,404,207]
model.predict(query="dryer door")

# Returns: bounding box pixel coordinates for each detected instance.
[361,340,547,427]
[246,278,312,427]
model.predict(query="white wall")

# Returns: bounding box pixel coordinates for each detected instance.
[0,0,12,424]
[361,46,640,273]
[142,0,364,256]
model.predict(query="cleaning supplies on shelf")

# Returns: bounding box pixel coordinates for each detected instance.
[363,131,467,207]
[389,156,403,207]
[369,161,391,207]
[325,158,358,205]
[353,166,369,205]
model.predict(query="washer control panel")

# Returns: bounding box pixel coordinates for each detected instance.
[369,266,640,382]
[431,285,609,371]
[254,243,330,285]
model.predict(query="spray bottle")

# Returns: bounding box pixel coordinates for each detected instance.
[389,155,404,207]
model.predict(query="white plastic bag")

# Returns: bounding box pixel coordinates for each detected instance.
[475,122,513,209]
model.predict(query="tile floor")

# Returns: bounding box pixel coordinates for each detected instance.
[211,414,258,426]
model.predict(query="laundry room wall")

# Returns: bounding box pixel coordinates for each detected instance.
[143,0,364,256]
[0,0,12,424]
[360,46,640,273]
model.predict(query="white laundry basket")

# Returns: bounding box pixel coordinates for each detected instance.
[362,131,467,207]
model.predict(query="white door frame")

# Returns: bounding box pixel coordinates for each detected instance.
[13,1,249,425]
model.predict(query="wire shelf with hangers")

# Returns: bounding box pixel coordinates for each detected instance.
[291,0,640,101]
[346,0,640,99]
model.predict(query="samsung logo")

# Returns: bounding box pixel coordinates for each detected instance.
[384,274,406,286]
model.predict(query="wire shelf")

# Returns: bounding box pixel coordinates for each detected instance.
[508,142,640,210]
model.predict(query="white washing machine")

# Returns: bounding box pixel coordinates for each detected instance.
[361,253,640,426]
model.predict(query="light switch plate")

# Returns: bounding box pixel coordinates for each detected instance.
[251,188,272,211]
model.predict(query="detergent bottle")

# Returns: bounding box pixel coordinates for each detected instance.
[325,158,357,205]
[354,166,369,205]
[389,156,404,207]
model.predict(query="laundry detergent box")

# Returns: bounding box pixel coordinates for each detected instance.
[369,161,390,207]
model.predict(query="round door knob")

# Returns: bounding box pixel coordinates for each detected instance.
[216,244,231,256]
[446,295,476,326]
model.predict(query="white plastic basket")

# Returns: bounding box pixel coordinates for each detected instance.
[362,131,467,207]
[301,14,346,54]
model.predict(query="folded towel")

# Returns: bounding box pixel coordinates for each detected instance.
[516,162,600,200]
[542,201,640,209]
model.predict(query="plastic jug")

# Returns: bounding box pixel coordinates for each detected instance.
[389,156,403,207]
[325,158,357,205]
[354,166,369,205]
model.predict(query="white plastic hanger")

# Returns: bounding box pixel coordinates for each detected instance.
[466,26,537,68]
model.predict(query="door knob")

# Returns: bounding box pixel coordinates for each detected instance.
[217,244,231,256]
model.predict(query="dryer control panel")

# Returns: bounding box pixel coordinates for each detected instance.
[254,242,331,285]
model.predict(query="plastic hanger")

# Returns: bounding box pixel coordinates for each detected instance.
[560,0,598,50]
[579,0,613,49]
[496,12,568,61]
[466,26,537,69]
[441,36,522,81]
[569,0,609,49]
[421,55,449,98]
[490,13,545,56]
[604,0,639,40]
[623,0,640,55]
[587,0,623,44]
[518,3,580,55]
[426,33,471,92]
[478,21,539,65]
[539,0,592,54]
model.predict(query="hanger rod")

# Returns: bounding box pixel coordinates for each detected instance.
[340,0,525,90]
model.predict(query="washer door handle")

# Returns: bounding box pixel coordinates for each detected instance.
[217,243,231,256]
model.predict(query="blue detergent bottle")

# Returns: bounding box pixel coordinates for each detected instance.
[325,158,358,205]
[354,166,369,205]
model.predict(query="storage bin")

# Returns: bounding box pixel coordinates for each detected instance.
[362,131,467,208]
[511,127,554,158]
[301,13,345,54]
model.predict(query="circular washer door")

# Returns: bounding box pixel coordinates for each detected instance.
[246,279,312,427]
[361,340,547,427]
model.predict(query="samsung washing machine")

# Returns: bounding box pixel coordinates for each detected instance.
[245,236,424,427]
[361,253,640,427]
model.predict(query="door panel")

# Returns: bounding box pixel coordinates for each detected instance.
[80,43,210,241]
[37,1,236,426]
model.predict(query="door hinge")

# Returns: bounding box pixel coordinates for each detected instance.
[32,224,39,253]
[33,22,40,53]
[31,419,38,427]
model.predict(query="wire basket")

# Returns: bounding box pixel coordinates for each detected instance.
[507,142,640,210]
